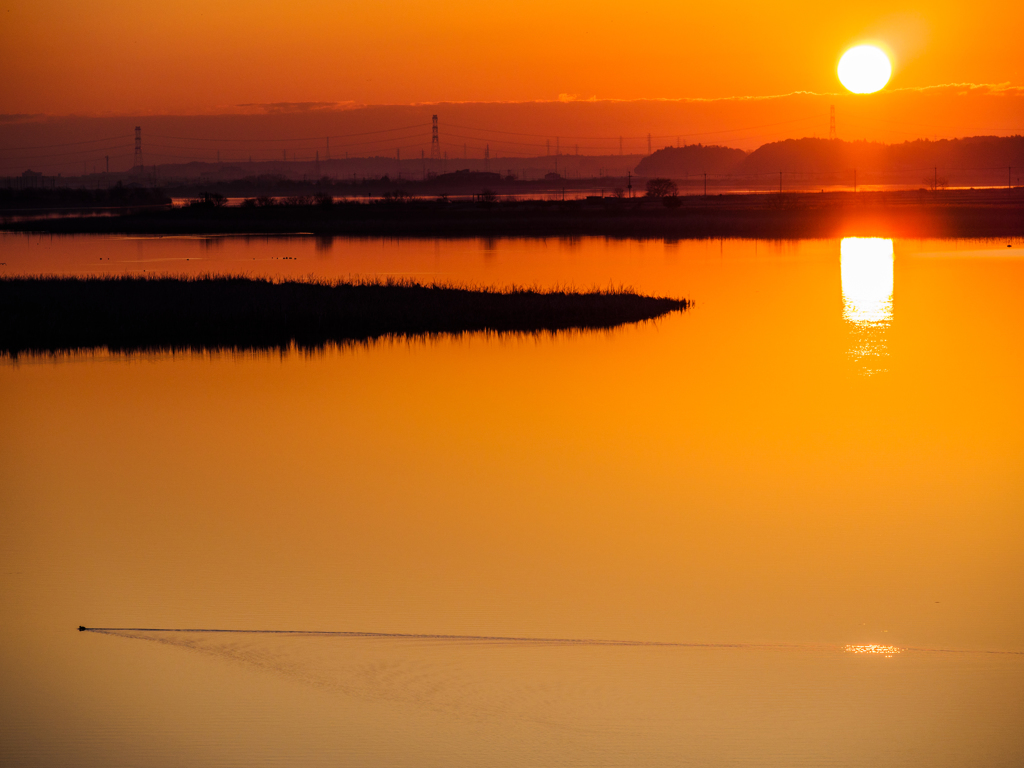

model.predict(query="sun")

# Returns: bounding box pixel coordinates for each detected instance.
[837,45,891,94]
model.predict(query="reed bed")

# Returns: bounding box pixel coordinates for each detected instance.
[0,274,688,357]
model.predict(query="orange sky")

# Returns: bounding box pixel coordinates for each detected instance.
[1,0,1022,115]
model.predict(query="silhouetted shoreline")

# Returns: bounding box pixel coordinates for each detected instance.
[3,189,1022,238]
[0,276,688,357]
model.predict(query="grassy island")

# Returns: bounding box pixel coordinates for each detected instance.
[0,275,688,356]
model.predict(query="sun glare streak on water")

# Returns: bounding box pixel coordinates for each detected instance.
[841,238,894,325]
[841,237,894,373]
[844,644,902,657]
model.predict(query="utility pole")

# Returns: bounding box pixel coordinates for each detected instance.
[627,171,632,198]
[431,115,440,161]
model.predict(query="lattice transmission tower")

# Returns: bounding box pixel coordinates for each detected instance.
[829,106,837,140]
[133,126,143,169]
[431,115,441,161]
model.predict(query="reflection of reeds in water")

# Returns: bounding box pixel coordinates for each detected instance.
[0,275,688,358]
[841,238,893,375]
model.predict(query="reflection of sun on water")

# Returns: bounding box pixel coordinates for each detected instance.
[841,237,893,373]
[842,238,893,324]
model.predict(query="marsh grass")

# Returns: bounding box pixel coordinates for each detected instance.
[0,274,688,358]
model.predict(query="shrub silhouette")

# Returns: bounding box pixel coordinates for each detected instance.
[646,178,678,198]
[187,192,227,208]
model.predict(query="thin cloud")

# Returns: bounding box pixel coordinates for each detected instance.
[403,84,1023,106]
[889,82,1024,96]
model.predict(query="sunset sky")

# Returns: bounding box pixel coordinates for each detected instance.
[2,0,1022,114]
[1,0,1022,174]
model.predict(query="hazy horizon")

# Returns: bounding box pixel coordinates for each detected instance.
[3,86,1022,176]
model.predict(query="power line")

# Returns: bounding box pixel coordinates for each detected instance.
[0,144,134,162]
[140,138,439,164]
[145,132,429,153]
[443,114,825,141]
[442,130,646,153]
[150,123,428,143]
[0,153,134,172]
[0,135,131,152]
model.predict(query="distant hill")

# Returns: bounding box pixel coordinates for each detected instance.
[634,144,748,177]
[634,135,1024,187]
[739,136,1024,175]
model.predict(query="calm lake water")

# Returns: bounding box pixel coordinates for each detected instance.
[2,233,1023,767]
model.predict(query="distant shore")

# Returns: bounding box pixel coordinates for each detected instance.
[0,275,688,356]
[3,188,1022,239]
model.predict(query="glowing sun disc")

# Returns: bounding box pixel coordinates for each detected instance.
[838,45,891,93]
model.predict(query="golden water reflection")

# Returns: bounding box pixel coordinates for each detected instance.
[841,237,894,373]
[3,235,1024,768]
